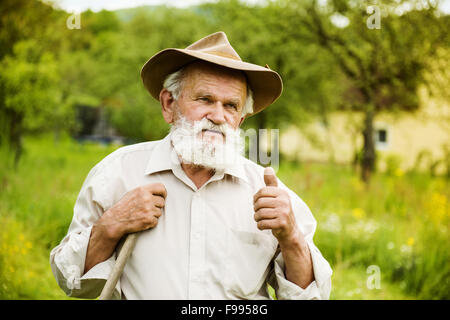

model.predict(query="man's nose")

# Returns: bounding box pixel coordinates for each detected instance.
[206,103,226,125]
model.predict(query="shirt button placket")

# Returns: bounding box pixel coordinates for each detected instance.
[188,192,206,299]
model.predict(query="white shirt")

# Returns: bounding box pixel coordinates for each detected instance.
[50,133,332,300]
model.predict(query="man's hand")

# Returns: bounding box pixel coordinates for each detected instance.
[98,183,167,241]
[253,167,314,288]
[84,183,166,274]
[253,167,299,244]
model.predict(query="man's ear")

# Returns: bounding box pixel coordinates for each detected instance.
[159,89,176,124]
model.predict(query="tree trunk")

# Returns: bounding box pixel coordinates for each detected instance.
[9,110,24,169]
[361,109,376,183]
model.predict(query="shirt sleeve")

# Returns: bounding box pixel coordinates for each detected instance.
[268,180,333,300]
[49,165,122,299]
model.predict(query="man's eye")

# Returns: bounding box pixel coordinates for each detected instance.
[198,97,211,102]
[226,104,237,110]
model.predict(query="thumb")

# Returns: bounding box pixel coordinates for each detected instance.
[264,167,278,187]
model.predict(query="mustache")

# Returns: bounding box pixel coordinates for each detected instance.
[172,106,231,136]
[173,116,231,138]
[194,118,229,135]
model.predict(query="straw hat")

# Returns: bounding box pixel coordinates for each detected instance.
[140,31,283,116]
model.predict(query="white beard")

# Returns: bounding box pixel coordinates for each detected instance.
[170,114,244,173]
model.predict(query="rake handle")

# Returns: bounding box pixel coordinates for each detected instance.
[99,232,138,300]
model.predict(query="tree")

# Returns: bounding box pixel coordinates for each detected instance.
[0,0,71,166]
[279,0,450,182]
[0,40,65,165]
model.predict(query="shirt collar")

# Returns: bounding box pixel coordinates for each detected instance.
[223,158,249,184]
[144,134,177,175]
[144,133,249,184]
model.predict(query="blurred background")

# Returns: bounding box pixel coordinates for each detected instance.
[0,0,449,299]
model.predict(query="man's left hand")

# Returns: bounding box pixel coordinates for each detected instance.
[253,167,299,244]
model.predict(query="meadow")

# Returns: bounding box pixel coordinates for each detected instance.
[0,135,448,299]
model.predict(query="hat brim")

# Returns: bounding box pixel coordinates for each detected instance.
[140,48,283,117]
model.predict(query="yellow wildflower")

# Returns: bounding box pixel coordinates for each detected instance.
[352,208,365,219]
[25,241,32,249]
[407,237,415,246]
[395,168,404,177]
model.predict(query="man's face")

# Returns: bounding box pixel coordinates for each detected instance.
[167,62,248,171]
[173,62,248,144]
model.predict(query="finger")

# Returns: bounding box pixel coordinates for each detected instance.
[264,167,278,187]
[152,195,165,208]
[148,183,167,198]
[253,186,280,202]
[256,218,279,231]
[144,215,159,229]
[254,208,278,222]
[152,206,163,218]
[253,197,277,212]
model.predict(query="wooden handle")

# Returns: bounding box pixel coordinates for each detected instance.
[99,232,138,300]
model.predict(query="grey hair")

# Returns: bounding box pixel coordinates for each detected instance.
[163,67,254,117]
[163,69,185,101]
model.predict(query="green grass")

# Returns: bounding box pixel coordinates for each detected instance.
[277,161,450,299]
[0,134,118,299]
[0,135,448,299]
[330,263,415,300]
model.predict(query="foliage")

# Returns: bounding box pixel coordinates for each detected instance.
[0,40,66,136]
[275,0,450,181]
[0,0,68,164]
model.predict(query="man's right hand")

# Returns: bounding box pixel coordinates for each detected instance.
[98,183,167,241]
[84,183,167,274]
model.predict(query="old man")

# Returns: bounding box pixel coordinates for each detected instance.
[50,31,332,300]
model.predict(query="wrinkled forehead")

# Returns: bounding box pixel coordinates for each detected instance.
[181,61,248,95]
